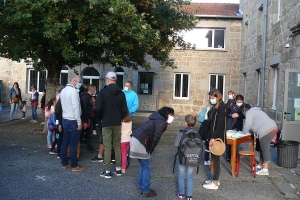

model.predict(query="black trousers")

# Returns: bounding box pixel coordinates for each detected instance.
[211,153,221,180]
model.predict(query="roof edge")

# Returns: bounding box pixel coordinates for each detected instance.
[195,15,243,20]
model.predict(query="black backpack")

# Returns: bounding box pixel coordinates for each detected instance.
[179,130,203,167]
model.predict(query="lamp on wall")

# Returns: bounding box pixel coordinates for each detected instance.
[285,35,294,48]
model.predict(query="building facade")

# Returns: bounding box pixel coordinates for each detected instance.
[0,3,242,117]
[239,0,300,146]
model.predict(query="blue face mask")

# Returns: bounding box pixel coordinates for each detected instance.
[76,83,82,89]
[210,99,217,105]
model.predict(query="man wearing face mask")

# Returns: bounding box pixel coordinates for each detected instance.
[225,94,245,161]
[96,72,128,178]
[60,75,85,172]
[122,81,139,117]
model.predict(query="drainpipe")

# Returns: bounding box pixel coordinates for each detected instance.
[261,0,268,108]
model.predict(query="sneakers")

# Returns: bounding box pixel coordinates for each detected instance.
[256,165,263,171]
[92,130,97,135]
[47,144,52,149]
[57,154,61,159]
[204,179,220,186]
[256,169,269,176]
[114,170,122,176]
[32,120,37,123]
[176,193,184,199]
[49,150,57,155]
[22,118,25,119]
[186,196,193,200]
[203,181,219,190]
[204,160,211,165]
[121,169,126,173]
[61,163,71,169]
[71,165,86,172]
[143,189,157,198]
[91,155,103,162]
[100,171,112,179]
[30,120,34,122]
[40,122,44,125]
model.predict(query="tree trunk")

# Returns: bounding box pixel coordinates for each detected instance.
[42,66,61,133]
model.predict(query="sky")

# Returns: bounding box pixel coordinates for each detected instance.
[192,0,240,3]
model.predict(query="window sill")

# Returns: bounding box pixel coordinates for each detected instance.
[173,97,189,100]
[174,48,227,52]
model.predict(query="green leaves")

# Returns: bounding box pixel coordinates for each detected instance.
[0,0,196,70]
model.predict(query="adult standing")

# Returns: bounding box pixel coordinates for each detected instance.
[29,85,39,123]
[129,107,174,197]
[40,89,46,125]
[60,75,85,172]
[96,71,128,178]
[80,85,96,152]
[242,104,278,176]
[203,89,226,190]
[122,81,139,117]
[9,82,22,121]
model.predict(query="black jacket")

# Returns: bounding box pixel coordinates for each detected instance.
[226,102,245,131]
[96,84,128,127]
[208,102,226,141]
[131,112,167,154]
[80,91,93,123]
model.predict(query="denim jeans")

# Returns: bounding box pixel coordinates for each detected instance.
[138,159,151,194]
[61,119,80,168]
[102,126,121,171]
[22,111,26,118]
[31,105,38,120]
[47,130,55,144]
[178,159,194,196]
[10,103,19,120]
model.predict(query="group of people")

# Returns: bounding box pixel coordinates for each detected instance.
[8,77,278,200]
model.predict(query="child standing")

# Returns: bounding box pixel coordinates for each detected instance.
[91,96,97,136]
[20,101,27,119]
[45,98,56,148]
[174,115,198,200]
[120,112,132,173]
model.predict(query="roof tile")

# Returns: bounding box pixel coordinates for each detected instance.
[180,3,240,16]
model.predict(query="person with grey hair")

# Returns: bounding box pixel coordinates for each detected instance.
[122,81,139,117]
[96,71,128,178]
[242,104,278,176]
[60,75,85,172]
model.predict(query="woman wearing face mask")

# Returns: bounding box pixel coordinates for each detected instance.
[203,89,226,190]
[9,82,23,121]
[225,94,245,161]
[29,85,39,123]
[130,106,174,197]
[226,90,235,109]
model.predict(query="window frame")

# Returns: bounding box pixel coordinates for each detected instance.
[27,68,47,93]
[256,70,261,106]
[177,28,226,50]
[138,72,154,95]
[173,73,190,100]
[60,69,68,86]
[271,66,279,110]
[208,74,226,98]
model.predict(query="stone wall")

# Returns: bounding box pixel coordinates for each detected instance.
[239,0,300,128]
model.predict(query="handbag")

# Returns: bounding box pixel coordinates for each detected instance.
[12,97,19,103]
[209,108,226,156]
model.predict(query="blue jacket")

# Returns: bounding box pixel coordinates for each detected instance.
[48,113,58,131]
[9,87,22,102]
[122,89,139,116]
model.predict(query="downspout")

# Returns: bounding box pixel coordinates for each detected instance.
[261,0,268,108]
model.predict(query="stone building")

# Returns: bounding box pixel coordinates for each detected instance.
[239,0,300,144]
[0,3,242,117]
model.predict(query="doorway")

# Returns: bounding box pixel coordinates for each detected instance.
[282,68,300,158]
[81,67,100,91]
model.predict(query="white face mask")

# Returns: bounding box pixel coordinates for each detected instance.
[167,115,174,124]
[124,86,129,91]
[228,95,233,99]
[236,103,243,107]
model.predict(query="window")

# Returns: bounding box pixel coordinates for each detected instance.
[277,0,281,21]
[115,67,124,89]
[138,72,153,95]
[179,28,225,49]
[60,66,68,86]
[82,67,100,91]
[272,0,281,23]
[174,73,190,99]
[256,70,261,106]
[209,74,225,97]
[28,69,46,93]
[271,66,279,110]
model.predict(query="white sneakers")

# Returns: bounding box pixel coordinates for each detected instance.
[92,130,97,135]
[203,180,219,190]
[256,169,269,176]
[204,161,211,166]
[256,165,263,171]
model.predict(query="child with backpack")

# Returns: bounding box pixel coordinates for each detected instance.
[48,112,59,155]
[20,101,27,119]
[174,115,202,200]
[45,98,56,148]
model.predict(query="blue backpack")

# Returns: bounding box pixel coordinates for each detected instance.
[197,108,207,123]
[48,113,58,131]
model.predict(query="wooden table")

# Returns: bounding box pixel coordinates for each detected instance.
[226,134,255,176]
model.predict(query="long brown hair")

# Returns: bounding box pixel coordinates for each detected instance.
[209,89,223,107]
[122,112,132,123]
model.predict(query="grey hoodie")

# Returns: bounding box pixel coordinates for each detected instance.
[242,107,277,138]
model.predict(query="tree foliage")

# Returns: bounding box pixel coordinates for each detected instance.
[0,0,196,71]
